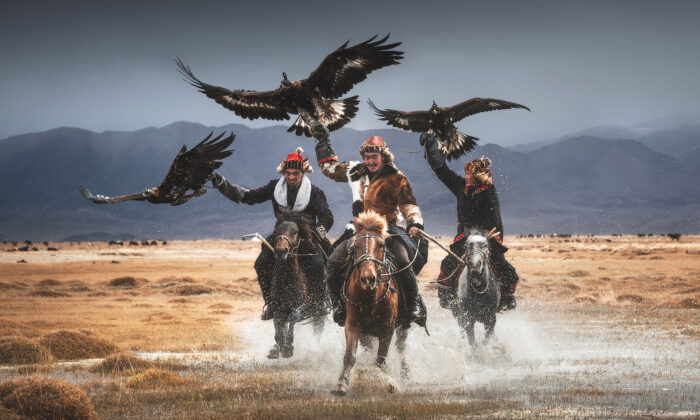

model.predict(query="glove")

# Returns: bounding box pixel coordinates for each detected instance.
[419,132,436,147]
[212,172,226,188]
[310,122,329,140]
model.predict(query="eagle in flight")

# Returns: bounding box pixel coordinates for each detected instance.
[79,132,234,206]
[368,98,530,160]
[176,34,403,137]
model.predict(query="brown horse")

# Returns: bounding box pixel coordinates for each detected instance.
[331,210,408,396]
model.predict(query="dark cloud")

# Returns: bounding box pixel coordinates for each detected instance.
[2,0,699,144]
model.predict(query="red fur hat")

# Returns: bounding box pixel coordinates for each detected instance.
[277,147,313,174]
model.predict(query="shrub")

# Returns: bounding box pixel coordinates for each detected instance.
[38,330,118,360]
[90,353,153,374]
[0,336,52,365]
[0,377,96,420]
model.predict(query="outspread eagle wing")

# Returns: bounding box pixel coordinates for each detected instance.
[368,99,432,133]
[448,97,530,123]
[176,58,290,121]
[305,35,403,99]
[78,185,146,204]
[157,131,235,202]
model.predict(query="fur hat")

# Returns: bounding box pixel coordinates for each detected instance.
[464,156,492,185]
[277,147,313,174]
[358,136,394,163]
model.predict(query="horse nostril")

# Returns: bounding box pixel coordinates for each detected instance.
[275,248,289,260]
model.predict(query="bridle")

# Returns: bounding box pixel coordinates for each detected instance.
[343,233,397,310]
[467,246,490,295]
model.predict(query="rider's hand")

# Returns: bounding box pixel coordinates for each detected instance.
[310,122,329,140]
[211,172,226,188]
[419,132,435,146]
[408,226,420,238]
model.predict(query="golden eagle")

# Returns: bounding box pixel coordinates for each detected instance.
[78,132,234,206]
[176,35,403,137]
[368,98,530,160]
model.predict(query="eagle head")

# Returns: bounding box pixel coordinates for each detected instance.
[431,101,440,115]
[280,72,292,88]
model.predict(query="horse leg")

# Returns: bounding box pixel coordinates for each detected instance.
[395,326,410,380]
[484,313,496,345]
[312,315,325,336]
[267,316,282,359]
[375,329,394,371]
[359,334,373,351]
[465,318,477,348]
[331,324,360,397]
[282,318,295,358]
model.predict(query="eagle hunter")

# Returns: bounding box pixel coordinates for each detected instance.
[176,35,403,137]
[78,132,234,206]
[368,98,530,160]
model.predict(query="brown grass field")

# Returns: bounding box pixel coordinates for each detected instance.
[1,236,699,418]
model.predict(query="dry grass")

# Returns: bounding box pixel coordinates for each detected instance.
[0,377,97,420]
[127,368,189,389]
[164,284,213,295]
[38,330,118,360]
[107,276,141,288]
[89,353,154,375]
[0,336,52,365]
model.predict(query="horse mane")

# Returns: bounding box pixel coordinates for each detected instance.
[354,210,388,237]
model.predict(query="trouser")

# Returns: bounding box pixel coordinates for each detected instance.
[255,235,327,309]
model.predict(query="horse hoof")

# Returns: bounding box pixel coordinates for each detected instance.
[330,387,347,397]
[267,345,280,359]
[281,346,294,358]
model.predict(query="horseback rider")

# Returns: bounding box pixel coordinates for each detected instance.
[311,122,428,327]
[212,147,334,320]
[419,132,519,311]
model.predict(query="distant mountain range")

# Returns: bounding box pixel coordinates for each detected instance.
[1,121,699,241]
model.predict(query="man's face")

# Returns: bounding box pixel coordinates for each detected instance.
[363,152,383,173]
[284,169,303,188]
[464,171,477,186]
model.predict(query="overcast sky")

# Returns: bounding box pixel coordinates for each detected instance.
[1,0,699,146]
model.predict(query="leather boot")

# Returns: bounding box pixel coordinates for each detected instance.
[400,269,426,325]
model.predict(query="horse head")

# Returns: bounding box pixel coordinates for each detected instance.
[352,210,388,291]
[464,229,491,293]
[274,220,299,262]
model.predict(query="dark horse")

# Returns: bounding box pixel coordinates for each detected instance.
[267,218,326,359]
[456,228,501,347]
[331,210,409,396]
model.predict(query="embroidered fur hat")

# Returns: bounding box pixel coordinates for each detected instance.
[277,147,313,174]
[359,135,394,163]
[464,156,492,185]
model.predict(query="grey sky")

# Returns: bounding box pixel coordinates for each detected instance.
[1,0,699,145]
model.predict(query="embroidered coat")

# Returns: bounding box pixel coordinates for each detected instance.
[217,176,333,233]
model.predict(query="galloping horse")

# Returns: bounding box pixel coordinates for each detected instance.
[331,210,408,396]
[456,228,501,347]
[267,217,326,359]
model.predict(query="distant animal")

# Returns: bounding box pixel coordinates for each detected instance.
[47,247,58,251]
[331,211,409,397]
[637,233,645,238]
[129,241,139,246]
[368,97,529,160]
[177,35,403,137]
[79,132,234,206]
[668,233,681,241]
[161,240,167,246]
[457,229,501,347]
[266,218,326,360]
